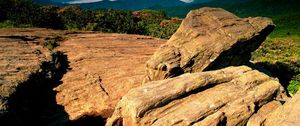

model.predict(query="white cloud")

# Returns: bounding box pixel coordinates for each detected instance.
[67,0,104,4]
[180,0,194,3]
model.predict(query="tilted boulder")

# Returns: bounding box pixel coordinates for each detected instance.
[106,66,287,126]
[144,7,275,83]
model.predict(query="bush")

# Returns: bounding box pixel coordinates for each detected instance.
[44,35,64,50]
[0,20,16,28]
[288,74,300,95]
[3,0,39,25]
[0,0,180,38]
[94,10,139,34]
[58,6,94,30]
[136,9,168,24]
[35,5,63,29]
[135,10,181,39]
[141,22,180,39]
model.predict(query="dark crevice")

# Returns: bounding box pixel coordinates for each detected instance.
[254,62,296,93]
[1,51,70,126]
[0,36,39,41]
[246,61,293,97]
[0,50,107,126]
[168,67,184,78]
[219,116,227,126]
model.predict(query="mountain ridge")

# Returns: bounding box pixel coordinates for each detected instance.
[33,0,212,10]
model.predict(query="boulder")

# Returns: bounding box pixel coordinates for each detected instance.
[106,66,287,126]
[144,7,275,83]
[246,101,282,126]
[262,91,300,126]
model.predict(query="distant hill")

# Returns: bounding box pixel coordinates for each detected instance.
[33,0,212,10]
[32,0,63,6]
[31,0,300,40]
[158,0,300,39]
[158,0,300,17]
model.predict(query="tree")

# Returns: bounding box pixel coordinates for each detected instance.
[94,10,138,34]
[4,0,39,24]
[58,6,94,30]
[35,5,63,29]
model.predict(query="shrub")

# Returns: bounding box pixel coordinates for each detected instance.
[0,20,16,28]
[83,23,98,31]
[141,22,180,39]
[3,0,39,25]
[58,6,94,30]
[94,10,139,34]
[288,74,300,95]
[35,5,63,29]
[44,35,64,50]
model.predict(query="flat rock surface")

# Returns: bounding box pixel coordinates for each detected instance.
[144,7,275,82]
[106,66,286,126]
[54,33,165,120]
[0,28,69,125]
[0,28,59,115]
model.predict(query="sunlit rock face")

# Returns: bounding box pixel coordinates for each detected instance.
[144,7,275,83]
[107,66,287,126]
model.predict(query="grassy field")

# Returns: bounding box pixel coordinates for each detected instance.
[233,0,300,95]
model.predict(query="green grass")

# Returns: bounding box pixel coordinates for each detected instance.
[44,35,65,51]
[0,20,16,28]
[288,73,300,95]
[0,20,33,28]
[267,11,300,44]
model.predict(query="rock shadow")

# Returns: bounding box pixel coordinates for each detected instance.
[248,61,297,95]
[1,52,70,126]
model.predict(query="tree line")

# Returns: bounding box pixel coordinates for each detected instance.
[0,0,181,39]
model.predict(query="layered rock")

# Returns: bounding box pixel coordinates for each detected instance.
[262,91,300,126]
[0,28,67,125]
[246,101,282,126]
[54,33,165,121]
[144,7,275,83]
[106,66,286,126]
[0,33,49,116]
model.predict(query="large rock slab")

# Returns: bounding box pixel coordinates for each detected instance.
[0,28,67,125]
[144,7,275,82]
[106,66,287,126]
[0,30,49,116]
[54,33,165,121]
